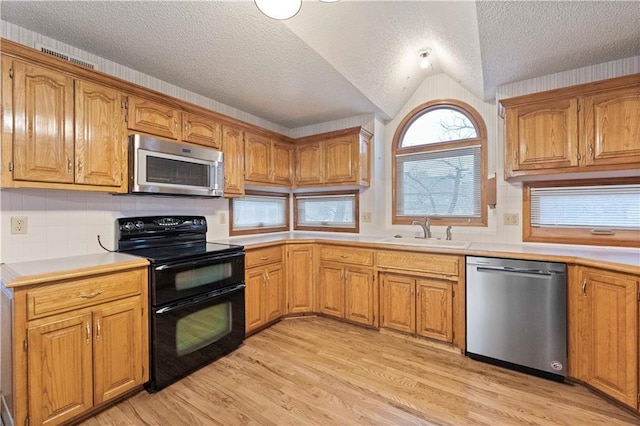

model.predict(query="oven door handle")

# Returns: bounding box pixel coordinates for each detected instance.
[155,283,245,314]
[155,252,243,271]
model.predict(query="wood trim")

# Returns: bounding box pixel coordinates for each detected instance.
[500,73,640,108]
[523,177,640,248]
[294,126,372,145]
[229,190,290,236]
[391,99,488,227]
[293,190,360,233]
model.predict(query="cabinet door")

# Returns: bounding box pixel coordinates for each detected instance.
[324,136,358,184]
[345,267,376,326]
[221,125,245,197]
[287,245,315,314]
[416,279,453,343]
[380,273,415,333]
[358,131,372,187]
[28,313,93,426]
[295,141,323,187]
[127,97,180,139]
[245,268,265,333]
[579,268,638,407]
[93,297,143,404]
[582,86,640,168]
[272,141,293,186]
[265,264,285,323]
[74,80,125,188]
[505,98,579,174]
[319,264,344,318]
[182,112,222,148]
[12,61,74,183]
[245,132,272,183]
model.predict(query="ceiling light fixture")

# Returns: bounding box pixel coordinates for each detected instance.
[255,0,339,20]
[255,0,302,20]
[419,48,432,69]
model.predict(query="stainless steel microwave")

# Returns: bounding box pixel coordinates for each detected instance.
[129,134,224,197]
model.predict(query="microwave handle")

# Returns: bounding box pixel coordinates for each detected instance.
[210,161,220,192]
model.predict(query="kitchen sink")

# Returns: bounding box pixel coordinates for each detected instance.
[377,237,471,249]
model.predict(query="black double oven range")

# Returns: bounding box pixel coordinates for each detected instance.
[116,215,245,392]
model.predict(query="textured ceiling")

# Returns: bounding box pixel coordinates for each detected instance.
[1,1,639,129]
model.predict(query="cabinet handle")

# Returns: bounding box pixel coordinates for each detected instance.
[85,323,91,345]
[77,160,83,174]
[67,158,73,174]
[260,256,270,261]
[589,145,593,158]
[581,279,587,296]
[340,255,348,259]
[96,319,101,341]
[78,290,104,299]
[174,121,178,131]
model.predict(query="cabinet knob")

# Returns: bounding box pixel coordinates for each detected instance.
[340,255,348,259]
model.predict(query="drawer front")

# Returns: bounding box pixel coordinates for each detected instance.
[320,246,374,266]
[27,269,145,320]
[246,245,283,268]
[377,251,459,277]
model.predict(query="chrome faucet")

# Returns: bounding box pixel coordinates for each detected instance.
[411,217,431,239]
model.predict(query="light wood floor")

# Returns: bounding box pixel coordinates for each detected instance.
[82,317,640,426]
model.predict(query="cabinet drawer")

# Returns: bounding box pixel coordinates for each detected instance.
[320,246,374,266]
[377,251,459,277]
[26,269,145,320]
[246,245,283,268]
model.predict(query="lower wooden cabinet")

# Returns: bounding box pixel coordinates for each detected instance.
[286,243,315,314]
[574,267,638,408]
[245,246,285,334]
[380,272,454,343]
[318,263,376,326]
[2,265,148,426]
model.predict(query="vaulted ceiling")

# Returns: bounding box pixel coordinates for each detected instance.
[2,1,639,129]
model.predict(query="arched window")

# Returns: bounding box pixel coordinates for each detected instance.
[392,99,487,226]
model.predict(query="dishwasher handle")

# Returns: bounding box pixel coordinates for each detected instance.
[475,265,555,277]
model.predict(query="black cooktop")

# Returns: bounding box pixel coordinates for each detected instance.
[116,215,243,263]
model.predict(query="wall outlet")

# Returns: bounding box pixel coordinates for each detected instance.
[219,213,226,224]
[503,213,520,226]
[11,216,28,234]
[362,212,372,223]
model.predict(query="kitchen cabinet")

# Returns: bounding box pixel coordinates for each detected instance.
[318,245,376,327]
[574,267,638,408]
[502,73,640,179]
[294,126,372,188]
[126,96,223,149]
[286,243,315,314]
[244,132,293,187]
[1,264,148,426]
[378,251,461,345]
[221,124,245,197]
[245,245,285,334]
[2,58,127,192]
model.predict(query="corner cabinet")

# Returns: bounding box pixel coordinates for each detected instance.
[294,126,372,188]
[318,245,377,327]
[245,245,285,334]
[2,58,127,192]
[502,73,640,179]
[286,243,315,314]
[573,267,638,409]
[244,132,293,187]
[1,263,149,426]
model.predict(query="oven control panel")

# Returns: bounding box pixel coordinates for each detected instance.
[117,215,207,238]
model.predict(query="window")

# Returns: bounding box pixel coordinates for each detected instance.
[392,99,487,226]
[294,191,358,233]
[524,179,640,247]
[229,191,289,235]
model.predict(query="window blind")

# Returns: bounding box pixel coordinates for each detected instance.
[530,184,640,229]
[396,145,481,218]
[232,194,287,231]
[296,193,356,228]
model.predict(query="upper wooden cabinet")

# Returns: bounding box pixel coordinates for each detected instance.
[244,132,293,187]
[221,124,245,197]
[502,74,640,179]
[294,126,373,188]
[2,58,127,192]
[126,97,222,149]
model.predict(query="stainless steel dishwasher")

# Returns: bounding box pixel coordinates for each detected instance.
[466,256,567,379]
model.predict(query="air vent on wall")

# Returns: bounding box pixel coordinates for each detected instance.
[35,43,96,70]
